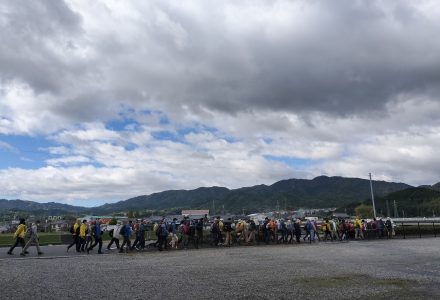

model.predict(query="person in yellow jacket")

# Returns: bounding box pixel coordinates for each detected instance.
[67,219,81,252]
[7,218,27,255]
[354,217,364,240]
[79,220,88,252]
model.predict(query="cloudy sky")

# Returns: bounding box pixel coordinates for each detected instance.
[1,0,440,206]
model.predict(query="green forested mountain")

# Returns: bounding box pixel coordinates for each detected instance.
[0,199,89,218]
[94,176,411,214]
[375,187,440,217]
[0,176,426,215]
[431,182,440,191]
[94,187,230,214]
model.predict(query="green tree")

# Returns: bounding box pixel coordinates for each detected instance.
[355,204,374,218]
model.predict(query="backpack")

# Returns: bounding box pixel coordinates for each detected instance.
[249,221,256,231]
[119,225,126,236]
[160,225,169,236]
[306,222,313,231]
[183,224,190,234]
[339,223,345,232]
[153,223,160,235]
[236,222,243,233]
[69,225,75,234]
[196,221,203,230]
[210,223,217,233]
[224,222,232,232]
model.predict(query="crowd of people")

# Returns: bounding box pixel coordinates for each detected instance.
[6,216,395,256]
[207,216,394,246]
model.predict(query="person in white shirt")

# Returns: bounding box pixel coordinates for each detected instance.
[21,221,43,256]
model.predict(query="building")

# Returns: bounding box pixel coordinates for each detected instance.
[181,210,209,220]
[79,215,128,224]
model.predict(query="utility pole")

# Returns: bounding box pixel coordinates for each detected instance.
[369,173,377,219]
[393,200,398,218]
[276,200,280,218]
[386,199,391,218]
[212,200,215,216]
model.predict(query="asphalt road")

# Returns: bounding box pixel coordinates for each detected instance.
[1,238,439,299]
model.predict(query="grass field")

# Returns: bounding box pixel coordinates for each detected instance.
[0,232,62,246]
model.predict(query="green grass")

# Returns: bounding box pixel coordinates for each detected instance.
[0,232,62,247]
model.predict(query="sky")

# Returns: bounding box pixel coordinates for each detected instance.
[1,0,440,207]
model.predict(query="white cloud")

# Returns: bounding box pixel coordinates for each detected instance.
[1,1,440,204]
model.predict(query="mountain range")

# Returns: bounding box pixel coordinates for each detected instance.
[0,176,440,216]
[3,175,435,217]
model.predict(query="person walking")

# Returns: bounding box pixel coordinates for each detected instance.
[67,220,81,252]
[305,220,316,242]
[180,220,190,249]
[169,218,179,249]
[7,218,27,255]
[79,220,87,252]
[119,220,133,253]
[107,223,121,250]
[87,220,103,254]
[21,221,43,256]
[294,219,302,243]
[210,219,221,247]
[262,217,270,244]
[354,217,364,240]
[157,219,169,251]
[247,219,257,245]
[223,218,233,247]
[322,219,334,242]
[195,218,204,247]
[84,221,93,251]
[137,220,146,250]
[131,220,141,250]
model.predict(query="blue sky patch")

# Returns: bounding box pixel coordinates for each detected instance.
[0,135,52,169]
[264,155,316,168]
[151,130,180,142]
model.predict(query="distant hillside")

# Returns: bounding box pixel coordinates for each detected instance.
[0,176,415,215]
[95,187,230,214]
[431,182,440,191]
[375,187,440,217]
[0,199,89,215]
[94,176,411,214]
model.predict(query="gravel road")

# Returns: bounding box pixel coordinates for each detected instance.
[1,238,439,299]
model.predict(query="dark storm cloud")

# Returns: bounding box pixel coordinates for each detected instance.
[100,0,439,119]
[0,1,82,93]
[175,0,440,116]
[1,0,440,122]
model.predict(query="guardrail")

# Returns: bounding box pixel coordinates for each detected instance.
[393,221,440,239]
